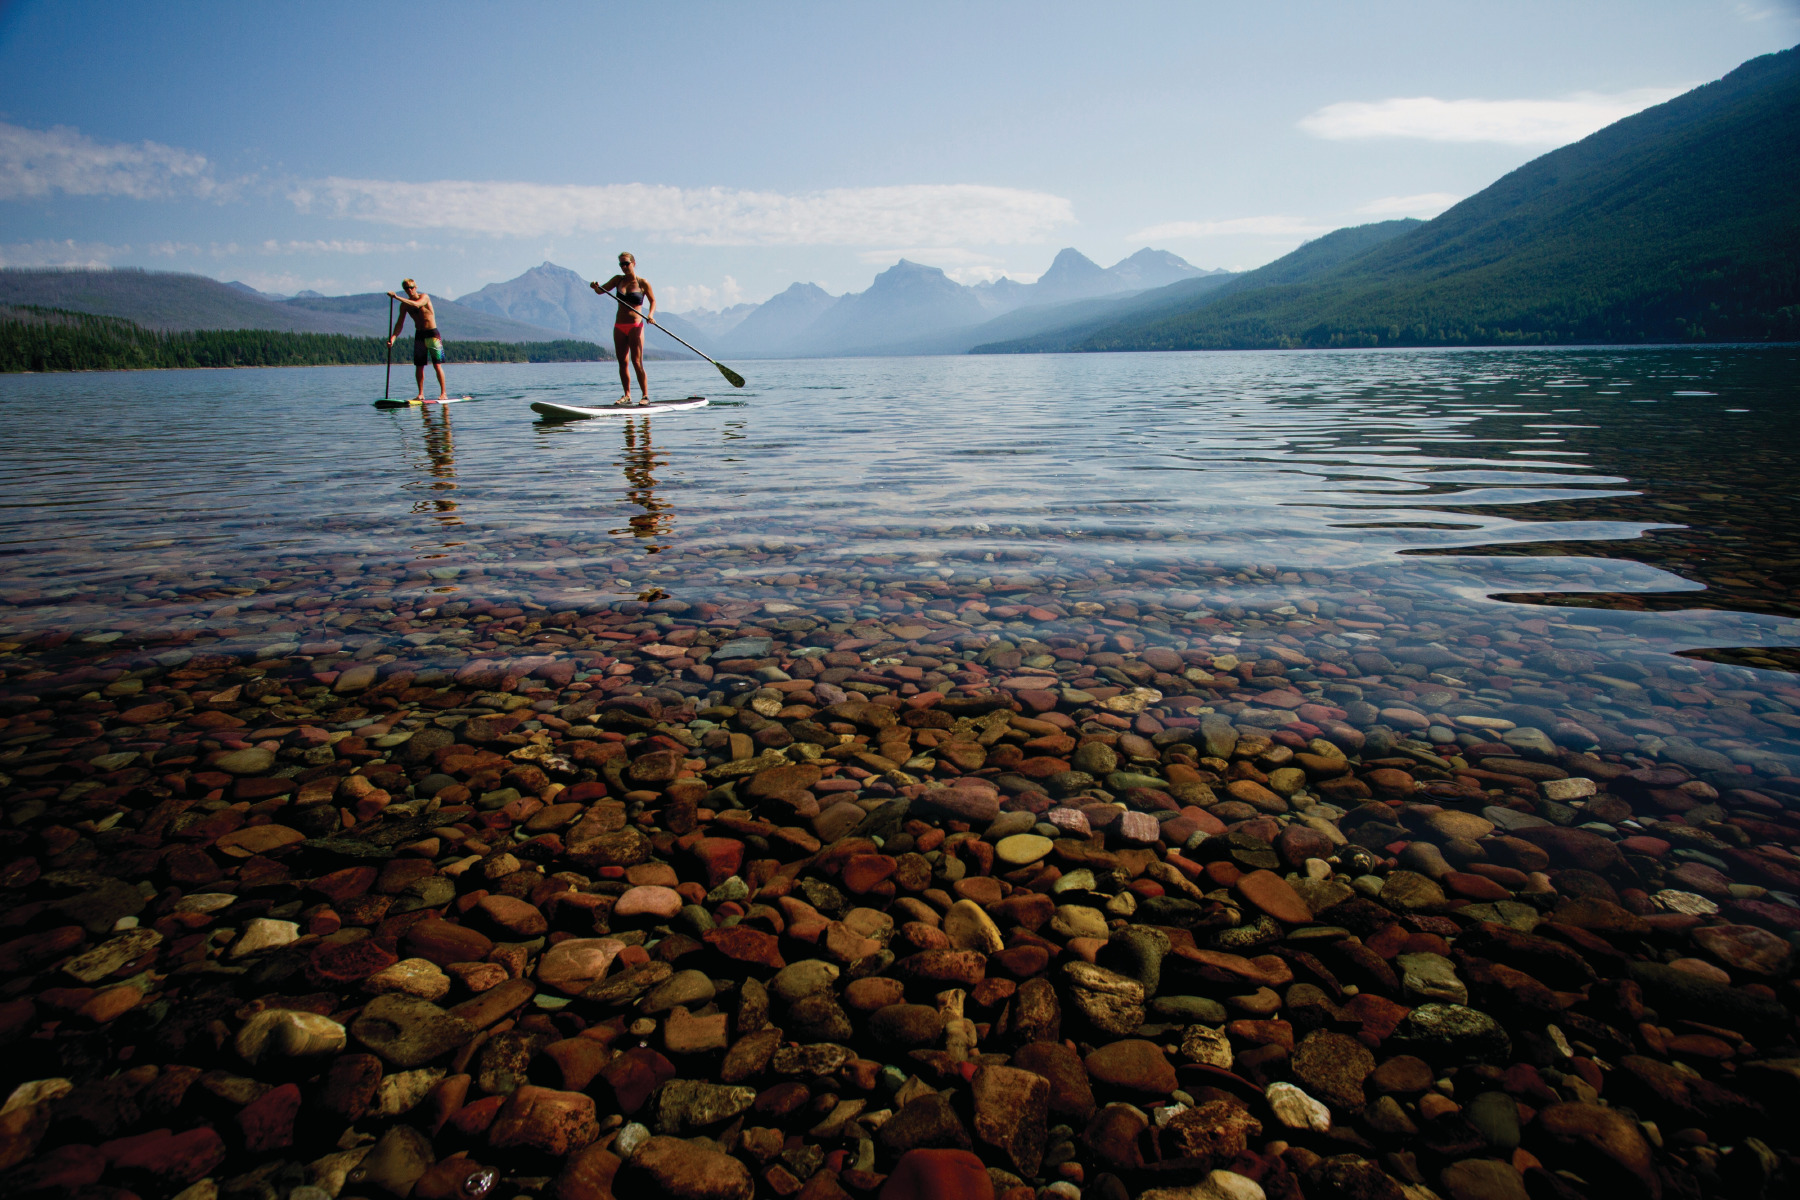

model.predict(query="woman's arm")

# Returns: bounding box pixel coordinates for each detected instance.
[589,274,624,296]
[641,279,656,322]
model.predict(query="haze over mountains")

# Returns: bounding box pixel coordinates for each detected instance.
[456,248,1221,357]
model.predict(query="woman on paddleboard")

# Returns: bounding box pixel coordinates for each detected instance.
[590,252,656,406]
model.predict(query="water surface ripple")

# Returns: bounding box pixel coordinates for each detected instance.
[3,346,1800,768]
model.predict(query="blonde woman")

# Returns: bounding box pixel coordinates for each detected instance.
[589,252,656,406]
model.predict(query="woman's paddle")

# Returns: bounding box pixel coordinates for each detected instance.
[597,285,745,388]
[383,293,394,400]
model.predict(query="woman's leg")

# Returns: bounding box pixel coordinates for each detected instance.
[614,330,632,402]
[630,336,648,402]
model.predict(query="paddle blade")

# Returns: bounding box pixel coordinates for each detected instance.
[715,360,746,388]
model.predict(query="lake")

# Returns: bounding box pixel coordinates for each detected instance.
[10,347,1800,770]
[4,345,1800,774]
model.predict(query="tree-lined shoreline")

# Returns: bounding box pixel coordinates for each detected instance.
[0,306,611,373]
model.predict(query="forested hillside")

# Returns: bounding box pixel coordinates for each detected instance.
[0,307,609,372]
[983,47,1800,353]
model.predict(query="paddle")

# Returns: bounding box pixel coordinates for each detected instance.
[595,284,746,388]
[384,293,394,400]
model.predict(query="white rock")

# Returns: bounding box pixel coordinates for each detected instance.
[1543,777,1598,802]
[1179,1025,1234,1070]
[374,1067,446,1116]
[172,893,237,914]
[1266,1081,1332,1132]
[237,1009,347,1064]
[229,917,300,959]
[2,1077,73,1116]
[64,928,163,983]
[614,1121,651,1160]
[1141,1170,1268,1200]
[363,957,451,1001]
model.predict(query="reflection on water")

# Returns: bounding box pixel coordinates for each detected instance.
[407,404,461,524]
[2,347,1800,768]
[615,417,674,554]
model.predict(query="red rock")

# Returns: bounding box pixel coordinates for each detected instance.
[307,938,399,986]
[702,927,784,969]
[541,1038,616,1092]
[310,866,379,905]
[104,1127,227,1184]
[538,938,626,995]
[487,1085,598,1155]
[896,949,987,987]
[599,1048,677,1115]
[1234,869,1312,924]
[691,838,745,888]
[213,824,304,858]
[475,895,548,938]
[1690,923,1794,977]
[842,854,898,894]
[1084,1038,1176,1096]
[236,1082,301,1153]
[403,920,495,967]
[551,1145,623,1200]
[614,885,684,919]
[1443,871,1512,901]
[879,1148,994,1200]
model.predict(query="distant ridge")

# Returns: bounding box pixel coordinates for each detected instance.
[984,46,1800,353]
[0,268,575,342]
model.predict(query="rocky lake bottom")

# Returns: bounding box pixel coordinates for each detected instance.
[0,348,1797,1200]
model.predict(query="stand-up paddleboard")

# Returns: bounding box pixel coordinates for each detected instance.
[531,396,709,419]
[374,396,476,407]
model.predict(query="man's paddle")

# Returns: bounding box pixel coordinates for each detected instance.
[596,285,745,388]
[384,293,394,400]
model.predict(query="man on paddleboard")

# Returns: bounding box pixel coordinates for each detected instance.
[387,279,449,402]
[589,252,656,406]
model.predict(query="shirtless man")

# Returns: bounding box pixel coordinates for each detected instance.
[386,279,448,401]
[588,252,656,406]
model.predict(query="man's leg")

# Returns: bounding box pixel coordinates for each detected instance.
[413,363,426,401]
[433,361,447,400]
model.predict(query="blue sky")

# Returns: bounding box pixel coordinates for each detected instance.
[1,0,1795,311]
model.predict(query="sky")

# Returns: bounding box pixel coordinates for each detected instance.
[1,0,1796,311]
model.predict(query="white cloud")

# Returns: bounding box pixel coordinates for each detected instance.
[259,238,435,255]
[1298,87,1687,145]
[0,121,225,201]
[1355,192,1463,217]
[1131,215,1332,241]
[291,178,1076,245]
[0,238,130,267]
[660,275,748,310]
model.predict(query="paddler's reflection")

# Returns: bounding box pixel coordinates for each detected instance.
[614,416,673,552]
[411,403,461,524]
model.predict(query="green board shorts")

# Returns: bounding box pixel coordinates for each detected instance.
[413,330,444,367]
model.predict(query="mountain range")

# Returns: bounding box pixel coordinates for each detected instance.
[0,269,576,342]
[979,44,1800,353]
[456,248,1221,358]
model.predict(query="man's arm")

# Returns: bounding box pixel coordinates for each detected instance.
[390,304,407,342]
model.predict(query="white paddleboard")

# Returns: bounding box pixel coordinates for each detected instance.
[374,395,475,407]
[531,396,709,419]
